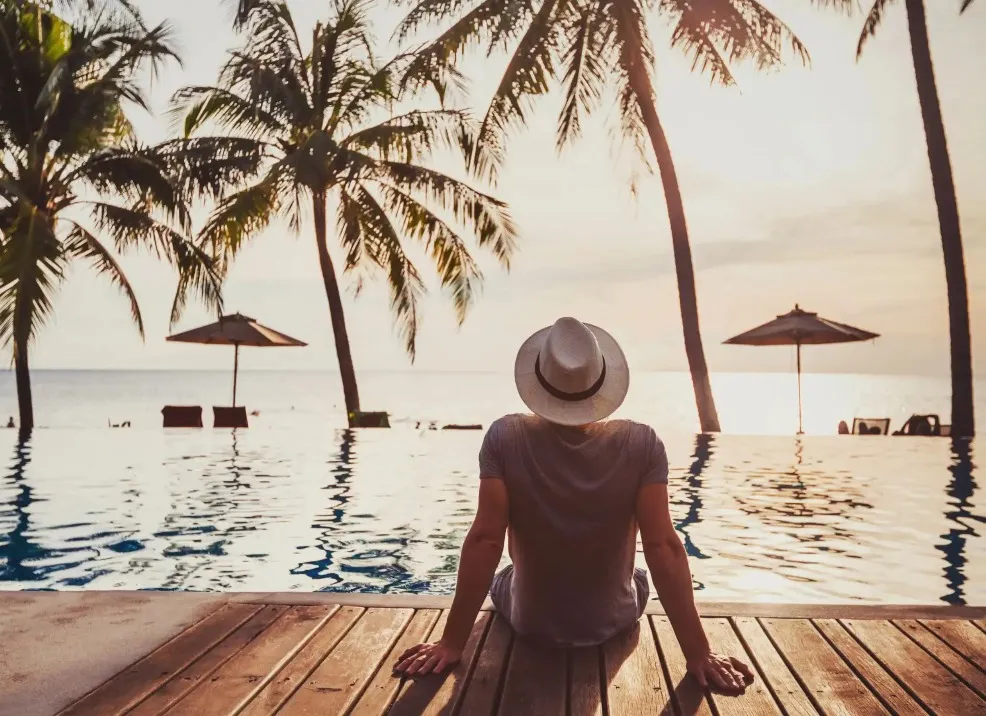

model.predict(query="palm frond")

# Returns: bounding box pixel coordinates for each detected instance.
[0,208,66,350]
[170,85,285,139]
[397,0,511,103]
[198,175,286,258]
[155,136,269,202]
[360,157,517,267]
[606,0,656,174]
[376,182,483,324]
[556,0,607,150]
[857,0,897,57]
[342,109,476,163]
[63,220,144,338]
[337,184,426,358]
[472,0,568,182]
[64,145,189,230]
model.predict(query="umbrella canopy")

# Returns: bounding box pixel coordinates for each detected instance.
[724,305,879,347]
[167,313,306,406]
[724,305,879,433]
[166,313,307,348]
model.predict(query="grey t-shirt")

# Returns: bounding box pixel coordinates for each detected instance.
[479,413,669,646]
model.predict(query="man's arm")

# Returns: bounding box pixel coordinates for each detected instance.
[394,477,508,675]
[636,482,753,692]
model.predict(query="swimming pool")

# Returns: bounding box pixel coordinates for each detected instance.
[0,429,981,604]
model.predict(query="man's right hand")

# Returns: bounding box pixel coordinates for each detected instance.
[687,653,755,693]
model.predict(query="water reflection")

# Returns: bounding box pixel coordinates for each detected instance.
[0,437,39,582]
[0,431,982,603]
[938,438,979,604]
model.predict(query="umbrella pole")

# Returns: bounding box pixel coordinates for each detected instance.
[796,341,803,435]
[232,343,240,407]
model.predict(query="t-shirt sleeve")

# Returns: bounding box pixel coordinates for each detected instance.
[478,419,504,479]
[641,427,669,486]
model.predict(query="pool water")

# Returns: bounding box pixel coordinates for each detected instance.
[0,429,981,604]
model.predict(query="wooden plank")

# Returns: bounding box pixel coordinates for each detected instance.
[703,618,781,715]
[163,605,335,715]
[388,610,493,716]
[843,619,986,714]
[646,602,986,620]
[813,619,924,715]
[762,618,890,715]
[604,620,672,713]
[453,614,513,716]
[893,620,986,698]
[496,636,566,715]
[126,605,288,716]
[651,617,713,716]
[732,617,817,716]
[276,607,413,715]
[59,603,260,716]
[223,593,986,621]
[919,619,986,670]
[348,609,441,716]
[235,606,363,716]
[569,647,603,716]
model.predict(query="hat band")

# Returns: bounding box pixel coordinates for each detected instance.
[534,354,607,402]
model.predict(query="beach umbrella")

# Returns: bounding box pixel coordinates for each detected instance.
[724,305,879,434]
[166,313,306,406]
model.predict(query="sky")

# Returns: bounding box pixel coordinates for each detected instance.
[26,0,986,376]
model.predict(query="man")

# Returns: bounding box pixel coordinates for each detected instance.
[394,317,754,693]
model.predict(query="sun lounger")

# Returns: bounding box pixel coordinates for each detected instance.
[162,406,203,428]
[852,418,890,435]
[213,406,249,428]
[894,414,942,436]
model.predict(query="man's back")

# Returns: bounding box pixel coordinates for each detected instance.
[480,413,669,646]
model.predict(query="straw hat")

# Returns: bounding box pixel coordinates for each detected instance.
[514,317,629,426]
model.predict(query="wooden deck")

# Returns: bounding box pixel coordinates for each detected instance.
[56,597,986,716]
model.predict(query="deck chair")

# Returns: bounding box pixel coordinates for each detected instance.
[213,406,249,428]
[162,406,203,428]
[894,414,941,436]
[852,418,890,435]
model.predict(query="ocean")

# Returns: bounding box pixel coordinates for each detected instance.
[0,369,979,434]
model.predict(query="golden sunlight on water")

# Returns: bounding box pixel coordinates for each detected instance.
[0,428,980,605]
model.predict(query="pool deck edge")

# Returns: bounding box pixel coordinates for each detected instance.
[1,591,984,716]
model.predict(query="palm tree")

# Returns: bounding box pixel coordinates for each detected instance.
[0,0,222,433]
[397,0,810,433]
[166,0,516,427]
[857,0,975,437]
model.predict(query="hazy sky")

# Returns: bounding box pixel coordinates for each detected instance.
[28,0,986,376]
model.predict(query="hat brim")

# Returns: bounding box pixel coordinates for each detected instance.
[514,324,629,426]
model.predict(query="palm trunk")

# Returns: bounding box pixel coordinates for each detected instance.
[14,333,33,435]
[906,0,974,437]
[313,191,361,427]
[624,50,721,432]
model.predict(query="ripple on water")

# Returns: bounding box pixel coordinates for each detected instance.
[0,429,981,604]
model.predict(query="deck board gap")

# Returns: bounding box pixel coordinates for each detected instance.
[596,638,610,716]
[263,606,367,716]
[834,618,937,714]
[56,604,263,716]
[728,617,789,716]
[648,617,682,716]
[755,618,826,716]
[892,620,986,701]
[230,605,340,716]
[810,618,925,716]
[485,628,514,716]
[341,608,416,716]
[440,608,494,716]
